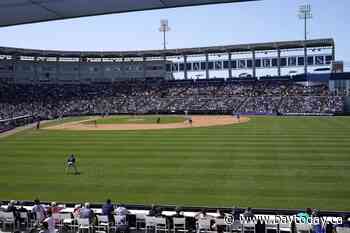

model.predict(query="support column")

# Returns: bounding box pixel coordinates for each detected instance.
[163,55,167,79]
[142,57,146,80]
[56,57,60,84]
[304,43,308,77]
[100,55,104,82]
[121,57,125,80]
[205,53,209,79]
[277,49,281,77]
[78,55,82,83]
[252,50,256,78]
[34,56,38,84]
[332,45,336,62]
[228,52,232,79]
[183,55,188,80]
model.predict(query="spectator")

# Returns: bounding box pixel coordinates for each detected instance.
[115,203,130,216]
[32,198,46,223]
[243,207,254,219]
[115,204,130,233]
[148,204,157,216]
[173,206,184,217]
[195,208,209,220]
[79,202,94,222]
[231,206,241,222]
[43,210,55,233]
[102,199,114,222]
[73,204,82,219]
[49,202,63,214]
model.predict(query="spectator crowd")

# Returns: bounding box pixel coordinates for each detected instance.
[1,199,349,233]
[0,79,345,129]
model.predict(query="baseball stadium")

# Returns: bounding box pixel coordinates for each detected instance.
[0,1,349,233]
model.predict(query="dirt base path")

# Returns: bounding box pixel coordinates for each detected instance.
[44,115,249,131]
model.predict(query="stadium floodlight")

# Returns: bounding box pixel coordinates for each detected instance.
[159,19,171,50]
[298,4,312,41]
[299,4,312,79]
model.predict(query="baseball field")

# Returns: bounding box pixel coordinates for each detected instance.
[0,115,349,211]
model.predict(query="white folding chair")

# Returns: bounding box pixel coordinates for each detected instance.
[77,218,92,233]
[19,211,30,230]
[336,227,350,233]
[242,222,255,233]
[112,215,129,233]
[96,215,110,233]
[197,218,211,233]
[0,211,5,228]
[59,212,75,231]
[265,223,278,233]
[145,216,156,233]
[1,212,16,232]
[296,223,311,233]
[228,220,243,233]
[154,217,167,233]
[136,214,146,230]
[52,213,60,228]
[278,223,291,233]
[173,217,186,233]
[215,218,226,226]
[215,218,227,233]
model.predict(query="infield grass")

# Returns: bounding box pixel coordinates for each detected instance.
[0,116,349,210]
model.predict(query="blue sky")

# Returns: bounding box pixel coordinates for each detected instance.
[0,0,348,65]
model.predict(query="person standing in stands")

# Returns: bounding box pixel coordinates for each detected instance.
[102,199,114,223]
[66,154,78,175]
[32,198,46,224]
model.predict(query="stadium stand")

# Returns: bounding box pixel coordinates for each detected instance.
[0,78,345,127]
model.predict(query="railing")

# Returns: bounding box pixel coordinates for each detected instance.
[0,115,36,133]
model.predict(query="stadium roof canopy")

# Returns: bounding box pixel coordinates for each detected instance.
[0,38,335,58]
[0,0,258,27]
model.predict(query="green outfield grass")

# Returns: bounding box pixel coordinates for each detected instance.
[83,115,185,124]
[0,116,349,210]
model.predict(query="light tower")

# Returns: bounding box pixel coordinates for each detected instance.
[298,4,312,41]
[298,4,312,76]
[159,19,170,50]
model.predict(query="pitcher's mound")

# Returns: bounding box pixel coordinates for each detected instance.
[44,115,249,131]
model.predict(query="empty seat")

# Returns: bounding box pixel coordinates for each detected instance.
[173,217,186,233]
[197,218,211,233]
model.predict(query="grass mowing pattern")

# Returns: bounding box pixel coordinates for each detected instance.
[0,116,349,210]
[83,116,185,124]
